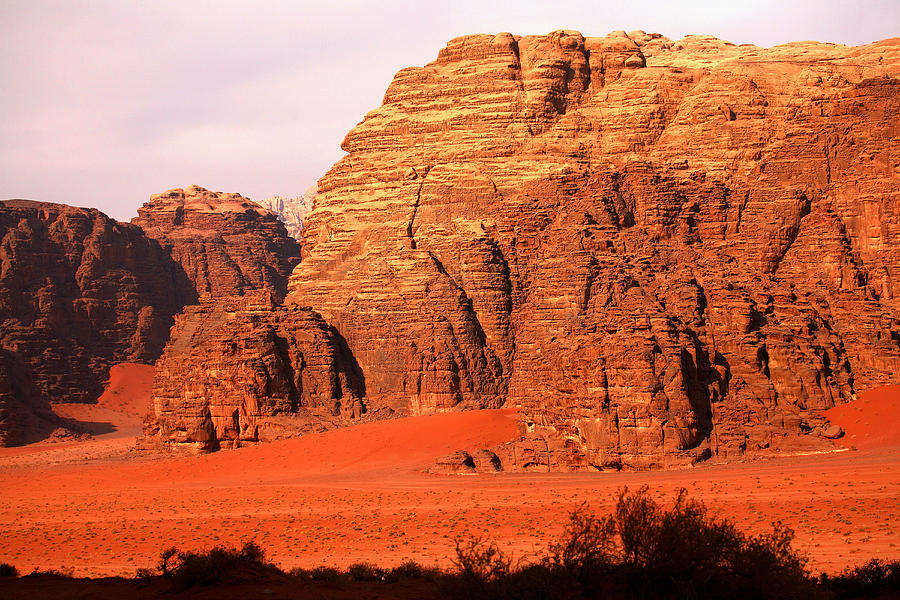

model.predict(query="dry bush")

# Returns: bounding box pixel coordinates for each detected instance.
[290,565,349,583]
[440,487,822,600]
[610,486,818,599]
[384,560,442,582]
[452,537,511,582]
[548,503,617,579]
[820,558,900,598]
[157,541,280,590]
[347,561,382,581]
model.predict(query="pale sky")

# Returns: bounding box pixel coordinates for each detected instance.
[1,0,897,221]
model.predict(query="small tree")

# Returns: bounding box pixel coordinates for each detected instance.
[452,537,511,582]
[548,503,617,579]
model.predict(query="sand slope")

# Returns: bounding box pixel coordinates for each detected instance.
[825,385,900,450]
[51,363,155,438]
[190,407,522,483]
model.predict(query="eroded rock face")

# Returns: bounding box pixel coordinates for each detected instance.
[133,185,301,301]
[142,291,366,453]
[0,200,192,444]
[287,31,900,469]
[257,185,316,241]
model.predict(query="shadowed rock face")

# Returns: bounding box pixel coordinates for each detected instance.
[0,200,194,444]
[0,348,43,446]
[284,30,900,469]
[132,185,301,301]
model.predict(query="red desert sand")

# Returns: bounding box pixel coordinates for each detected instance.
[0,365,897,578]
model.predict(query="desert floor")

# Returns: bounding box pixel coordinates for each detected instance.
[0,364,897,578]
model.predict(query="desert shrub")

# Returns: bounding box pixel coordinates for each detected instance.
[348,561,383,581]
[609,486,818,599]
[158,541,280,590]
[239,540,265,564]
[548,503,617,582]
[440,488,821,600]
[388,560,424,580]
[288,566,312,579]
[0,563,18,577]
[384,560,442,582]
[821,558,900,598]
[306,565,349,583]
[497,563,582,600]
[440,537,513,599]
[24,567,73,578]
[158,547,178,577]
[443,537,583,600]
[453,537,511,582]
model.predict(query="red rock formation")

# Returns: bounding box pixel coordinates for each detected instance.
[284,31,900,469]
[0,200,192,444]
[142,291,366,453]
[132,185,301,301]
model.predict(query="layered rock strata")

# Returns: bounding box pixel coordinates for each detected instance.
[143,291,366,453]
[0,200,193,444]
[282,31,900,469]
[133,185,301,301]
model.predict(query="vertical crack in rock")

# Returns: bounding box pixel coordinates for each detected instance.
[406,173,427,250]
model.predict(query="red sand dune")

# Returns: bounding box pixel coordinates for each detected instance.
[191,407,522,483]
[51,362,155,439]
[0,375,898,579]
[825,385,900,450]
[96,363,155,416]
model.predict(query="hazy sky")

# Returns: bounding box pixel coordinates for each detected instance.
[2,0,898,221]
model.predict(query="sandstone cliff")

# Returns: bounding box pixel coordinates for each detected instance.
[278,31,900,469]
[0,200,193,444]
[142,291,366,452]
[133,185,301,301]
[257,185,317,241]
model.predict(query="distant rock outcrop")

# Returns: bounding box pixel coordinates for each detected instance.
[132,185,301,301]
[0,200,193,444]
[279,31,900,469]
[257,185,316,241]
